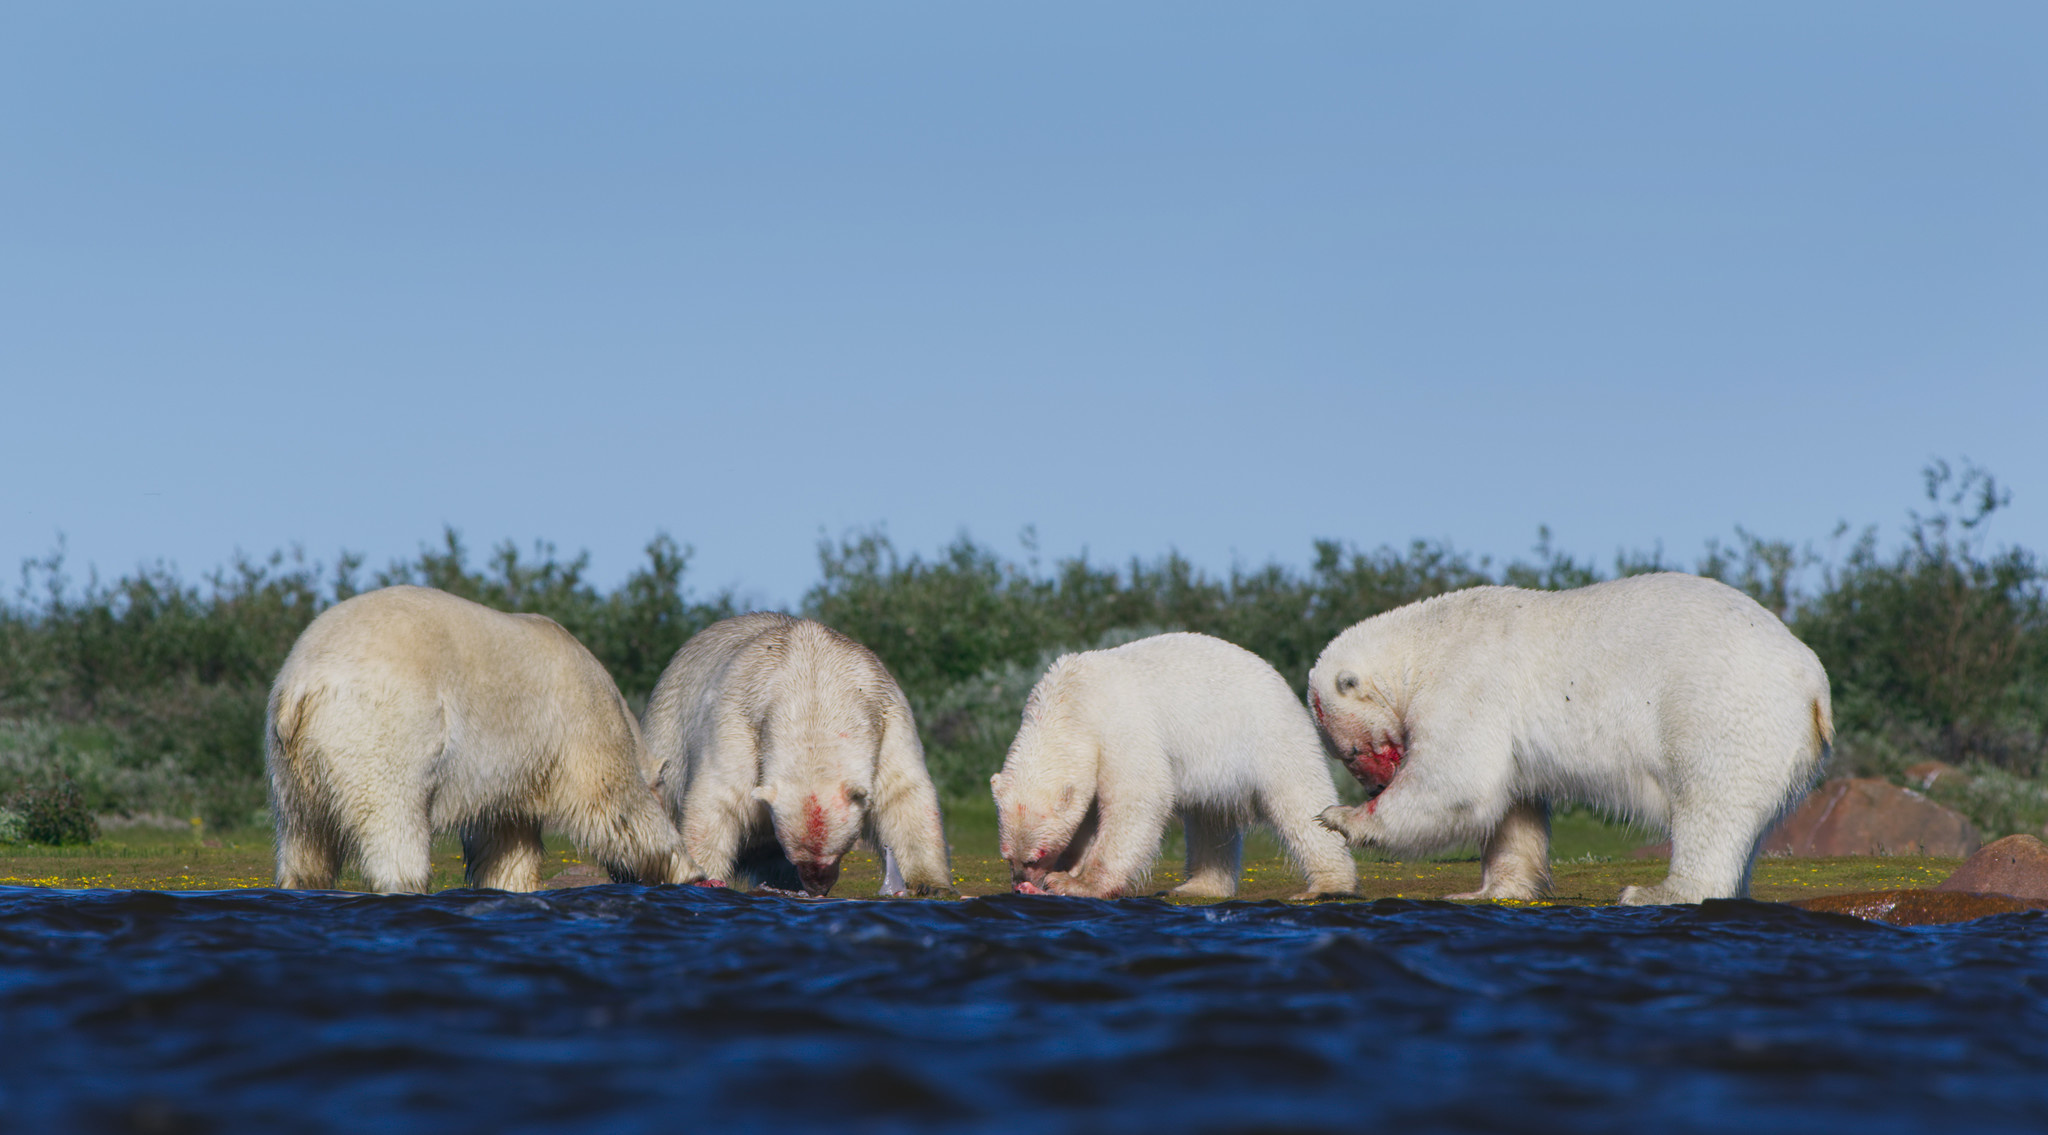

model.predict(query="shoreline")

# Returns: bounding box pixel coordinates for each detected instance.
[0,836,1960,906]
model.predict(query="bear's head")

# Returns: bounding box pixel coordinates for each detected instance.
[991,657,1100,890]
[989,767,1091,890]
[1308,638,1410,789]
[750,676,889,896]
[752,779,870,896]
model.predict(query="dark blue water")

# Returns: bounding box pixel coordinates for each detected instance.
[2,887,2045,1134]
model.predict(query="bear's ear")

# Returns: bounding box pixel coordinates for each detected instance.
[751,784,779,806]
[1335,671,1362,697]
[990,771,1009,795]
[844,782,869,806]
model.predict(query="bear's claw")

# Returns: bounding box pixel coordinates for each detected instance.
[1318,804,1377,848]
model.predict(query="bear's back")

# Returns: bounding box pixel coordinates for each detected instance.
[1344,573,1820,691]
[1538,573,1823,692]
[649,614,899,764]
[281,585,608,701]
[1077,632,1310,741]
[272,586,635,783]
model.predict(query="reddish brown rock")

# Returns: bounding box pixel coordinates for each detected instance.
[1933,834,2048,901]
[1903,761,1972,792]
[1759,777,1981,857]
[544,862,612,889]
[1793,888,2047,926]
[1631,777,1982,859]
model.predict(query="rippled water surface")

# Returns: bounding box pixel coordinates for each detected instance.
[2,886,2046,1133]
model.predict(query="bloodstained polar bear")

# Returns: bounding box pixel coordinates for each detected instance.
[1309,572,1833,905]
[642,613,952,897]
[992,632,1358,900]
[266,586,692,893]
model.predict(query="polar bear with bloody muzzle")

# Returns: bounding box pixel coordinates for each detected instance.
[992,632,1357,900]
[1309,572,1833,905]
[642,613,952,897]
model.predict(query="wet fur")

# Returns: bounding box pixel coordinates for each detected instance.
[643,614,952,896]
[266,586,691,893]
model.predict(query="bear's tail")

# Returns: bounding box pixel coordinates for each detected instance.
[1811,694,1835,765]
[266,682,324,774]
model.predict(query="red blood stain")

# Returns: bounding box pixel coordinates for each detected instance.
[1344,742,1405,788]
[1311,689,1327,727]
[803,795,827,860]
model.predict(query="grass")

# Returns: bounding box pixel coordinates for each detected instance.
[918,851,1957,905]
[0,806,1965,905]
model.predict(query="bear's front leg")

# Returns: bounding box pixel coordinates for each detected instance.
[1028,794,1161,899]
[1317,803,1384,848]
[1039,869,1122,898]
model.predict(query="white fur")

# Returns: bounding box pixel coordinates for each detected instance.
[991,632,1358,900]
[1307,573,1834,905]
[266,586,692,893]
[643,613,952,897]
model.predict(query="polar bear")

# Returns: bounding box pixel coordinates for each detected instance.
[1308,572,1833,905]
[642,613,952,897]
[266,586,692,893]
[991,632,1358,900]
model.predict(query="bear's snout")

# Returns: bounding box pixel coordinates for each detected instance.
[1011,849,1055,887]
[1341,741,1405,788]
[796,857,842,897]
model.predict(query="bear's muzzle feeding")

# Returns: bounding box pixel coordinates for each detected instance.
[794,858,842,897]
[1010,849,1057,891]
[1344,741,1405,787]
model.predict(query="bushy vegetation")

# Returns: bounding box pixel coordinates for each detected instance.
[4,778,100,846]
[1,461,2042,839]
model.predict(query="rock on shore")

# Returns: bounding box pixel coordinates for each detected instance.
[1761,778,1981,857]
[1636,777,1981,859]
[1795,889,2046,925]
[1934,834,2048,901]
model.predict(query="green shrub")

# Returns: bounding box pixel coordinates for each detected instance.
[1795,461,2046,774]
[1941,764,2048,841]
[1,459,2043,823]
[11,778,98,845]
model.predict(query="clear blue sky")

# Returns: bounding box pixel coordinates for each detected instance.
[4,4,2044,607]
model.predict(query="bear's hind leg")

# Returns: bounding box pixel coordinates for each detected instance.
[1447,799,1552,901]
[1618,798,1751,905]
[1619,734,1805,907]
[462,817,546,892]
[354,808,434,894]
[1170,809,1242,898]
[275,822,344,890]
